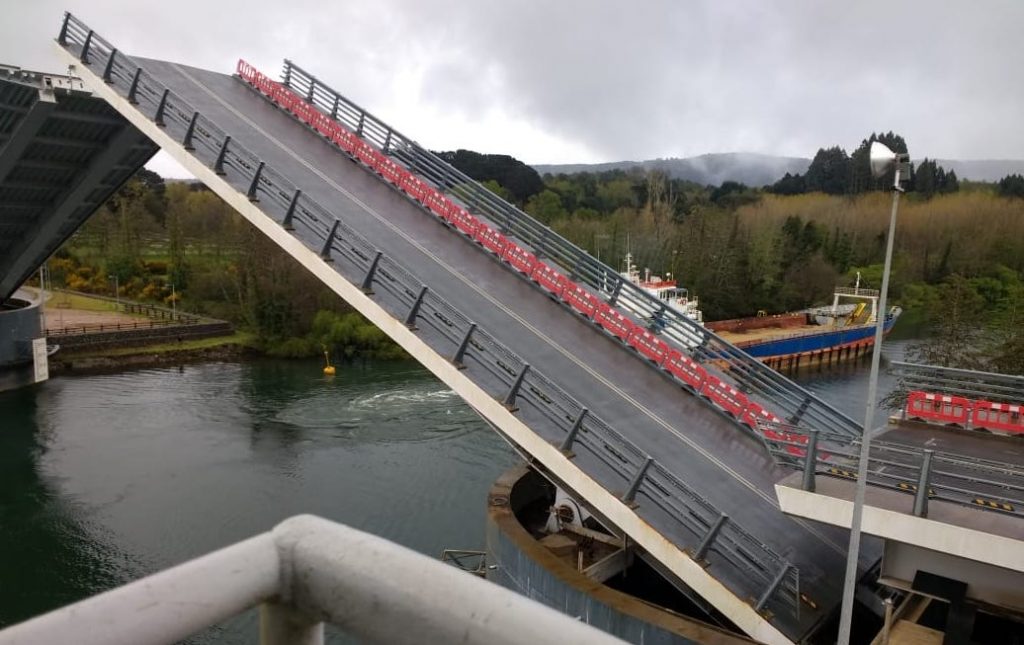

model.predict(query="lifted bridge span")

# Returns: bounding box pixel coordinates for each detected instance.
[13,12,1022,644]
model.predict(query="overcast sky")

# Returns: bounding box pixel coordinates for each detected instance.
[2,1,1021,178]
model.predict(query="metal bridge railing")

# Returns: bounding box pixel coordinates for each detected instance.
[890,361,1024,405]
[280,59,862,440]
[0,515,625,645]
[59,12,802,623]
[767,425,1024,518]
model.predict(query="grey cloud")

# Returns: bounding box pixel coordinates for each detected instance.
[2,0,1021,168]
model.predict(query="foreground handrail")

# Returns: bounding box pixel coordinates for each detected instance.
[0,515,624,645]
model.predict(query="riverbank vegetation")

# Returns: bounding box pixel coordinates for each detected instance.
[49,137,1024,371]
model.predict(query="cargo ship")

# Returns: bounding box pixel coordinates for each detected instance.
[623,256,901,370]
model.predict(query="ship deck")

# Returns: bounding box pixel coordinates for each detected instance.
[717,323,829,347]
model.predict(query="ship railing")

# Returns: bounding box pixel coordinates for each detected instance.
[833,286,881,297]
[279,60,864,441]
[762,423,1024,518]
[0,515,624,645]
[58,12,804,622]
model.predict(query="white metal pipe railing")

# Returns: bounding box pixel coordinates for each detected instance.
[0,515,626,645]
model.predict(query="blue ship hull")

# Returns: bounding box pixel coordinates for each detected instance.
[739,309,901,359]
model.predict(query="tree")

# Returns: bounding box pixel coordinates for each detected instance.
[804,146,851,195]
[914,159,959,198]
[767,172,806,195]
[848,132,909,194]
[997,174,1024,198]
[436,149,544,204]
[906,274,986,369]
[525,189,568,223]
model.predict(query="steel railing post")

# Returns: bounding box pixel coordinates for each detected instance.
[802,429,820,492]
[404,286,428,329]
[80,30,94,64]
[154,89,170,127]
[693,513,729,562]
[247,162,265,202]
[607,278,623,305]
[534,229,549,259]
[58,12,71,45]
[502,364,530,411]
[214,136,231,175]
[913,449,934,518]
[451,323,476,369]
[282,190,301,231]
[621,456,653,504]
[102,49,117,83]
[320,220,341,262]
[361,251,382,293]
[559,408,588,452]
[183,112,199,151]
[127,68,142,104]
[754,562,793,613]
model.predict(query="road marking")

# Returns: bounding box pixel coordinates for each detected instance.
[169,62,845,557]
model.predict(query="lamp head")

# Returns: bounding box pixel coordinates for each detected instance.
[869,141,897,179]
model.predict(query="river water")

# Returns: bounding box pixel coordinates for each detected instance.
[0,340,912,641]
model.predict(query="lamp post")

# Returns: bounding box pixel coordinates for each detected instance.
[171,283,176,320]
[108,274,120,310]
[836,141,911,645]
[594,233,611,264]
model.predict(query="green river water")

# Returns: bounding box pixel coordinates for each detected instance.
[0,342,909,642]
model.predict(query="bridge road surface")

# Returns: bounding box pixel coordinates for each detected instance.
[133,56,879,639]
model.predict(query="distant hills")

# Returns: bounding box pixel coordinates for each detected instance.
[532,154,1024,187]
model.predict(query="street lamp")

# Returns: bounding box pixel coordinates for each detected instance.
[836,141,911,645]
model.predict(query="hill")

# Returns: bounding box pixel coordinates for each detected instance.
[534,154,1024,186]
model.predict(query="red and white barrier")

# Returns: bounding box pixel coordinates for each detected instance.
[236,59,811,454]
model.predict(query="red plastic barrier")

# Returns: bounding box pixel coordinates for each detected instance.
[562,283,600,318]
[664,351,706,390]
[531,263,565,296]
[905,391,971,426]
[400,174,430,202]
[971,400,1024,435]
[701,375,749,419]
[593,304,634,341]
[743,403,808,457]
[448,208,481,237]
[377,157,403,185]
[503,245,538,276]
[422,191,452,220]
[628,327,670,366]
[475,226,509,256]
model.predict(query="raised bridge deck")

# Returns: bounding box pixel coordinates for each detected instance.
[27,12,1024,643]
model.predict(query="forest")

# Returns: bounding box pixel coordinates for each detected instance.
[47,135,1024,372]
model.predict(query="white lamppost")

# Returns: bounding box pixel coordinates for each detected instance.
[836,141,911,644]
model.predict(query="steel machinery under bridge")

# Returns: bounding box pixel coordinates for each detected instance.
[3,13,1023,645]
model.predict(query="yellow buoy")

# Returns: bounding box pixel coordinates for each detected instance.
[323,347,336,376]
